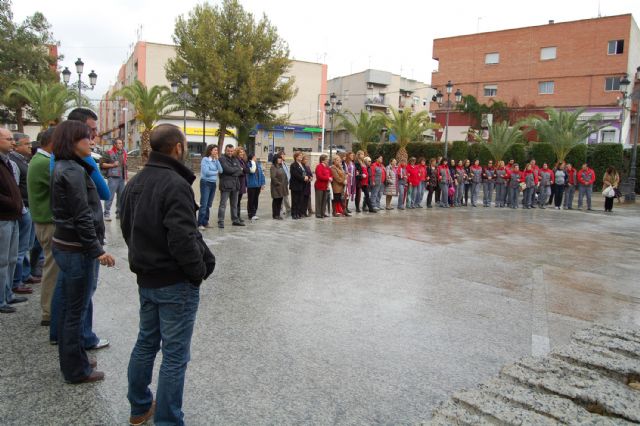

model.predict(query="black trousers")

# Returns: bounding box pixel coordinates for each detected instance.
[272,198,283,218]
[237,192,244,218]
[247,187,261,218]
[464,183,471,204]
[427,186,435,206]
[434,185,441,203]
[605,196,614,211]
[355,182,363,211]
[291,190,304,218]
[362,185,374,211]
[554,185,564,208]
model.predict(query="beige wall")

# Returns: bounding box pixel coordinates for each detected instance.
[275,60,325,126]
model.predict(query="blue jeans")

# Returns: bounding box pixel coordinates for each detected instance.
[128,282,200,426]
[104,177,125,216]
[198,180,217,226]
[397,181,406,208]
[13,209,33,287]
[0,220,19,308]
[51,247,97,382]
[50,255,99,347]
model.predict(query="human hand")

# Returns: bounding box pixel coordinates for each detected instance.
[113,161,119,167]
[97,253,115,267]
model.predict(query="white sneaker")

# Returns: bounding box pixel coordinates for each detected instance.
[89,338,110,350]
[198,225,206,231]
[251,216,260,221]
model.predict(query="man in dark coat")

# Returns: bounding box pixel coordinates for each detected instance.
[217,144,245,228]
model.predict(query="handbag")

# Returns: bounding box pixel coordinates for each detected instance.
[602,186,615,198]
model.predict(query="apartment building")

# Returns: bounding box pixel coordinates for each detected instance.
[431,14,640,144]
[98,41,327,157]
[327,69,435,146]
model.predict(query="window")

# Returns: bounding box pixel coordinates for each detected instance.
[485,52,500,64]
[608,40,624,55]
[540,47,557,61]
[538,81,555,94]
[604,76,621,91]
[294,132,312,140]
[601,129,616,143]
[483,84,498,97]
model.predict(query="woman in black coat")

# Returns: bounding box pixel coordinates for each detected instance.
[289,151,307,219]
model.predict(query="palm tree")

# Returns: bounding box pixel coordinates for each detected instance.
[113,80,176,162]
[378,107,437,163]
[338,110,384,145]
[471,120,524,163]
[529,107,603,163]
[7,80,76,129]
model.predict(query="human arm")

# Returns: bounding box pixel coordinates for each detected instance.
[84,155,111,201]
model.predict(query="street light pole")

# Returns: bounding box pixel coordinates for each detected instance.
[61,58,97,106]
[434,81,462,160]
[324,93,342,164]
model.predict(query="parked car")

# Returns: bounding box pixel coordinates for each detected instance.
[127,149,140,157]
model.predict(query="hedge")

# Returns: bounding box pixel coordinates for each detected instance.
[589,143,623,190]
[450,141,469,162]
[505,143,527,166]
[622,148,640,194]
[528,142,556,166]
[564,144,587,169]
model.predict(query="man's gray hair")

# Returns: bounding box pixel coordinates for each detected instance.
[12,133,29,142]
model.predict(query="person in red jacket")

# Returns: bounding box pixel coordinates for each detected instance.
[522,163,539,209]
[406,157,420,208]
[361,157,377,213]
[564,163,578,209]
[415,157,427,208]
[505,159,515,206]
[437,158,452,208]
[369,155,386,211]
[314,154,332,218]
[577,162,596,210]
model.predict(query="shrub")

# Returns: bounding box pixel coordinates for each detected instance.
[450,141,468,162]
[407,142,444,162]
[467,143,482,162]
[622,148,640,193]
[528,142,557,167]
[478,145,493,165]
[590,143,623,190]
[564,144,587,169]
[505,143,527,167]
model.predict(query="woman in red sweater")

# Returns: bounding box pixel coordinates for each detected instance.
[314,155,332,218]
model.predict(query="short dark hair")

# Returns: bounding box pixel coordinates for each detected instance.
[67,108,98,123]
[52,121,91,160]
[272,152,282,165]
[150,124,184,154]
[204,144,217,157]
[37,127,56,148]
[225,144,234,150]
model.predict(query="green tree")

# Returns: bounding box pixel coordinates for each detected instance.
[529,107,604,163]
[471,120,525,163]
[167,0,295,150]
[457,95,510,129]
[0,0,60,131]
[378,107,437,163]
[113,80,176,162]
[338,110,384,144]
[7,80,76,129]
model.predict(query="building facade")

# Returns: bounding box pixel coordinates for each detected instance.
[431,14,640,145]
[327,69,435,147]
[98,41,327,158]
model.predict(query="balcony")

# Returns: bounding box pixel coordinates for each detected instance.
[365,96,388,112]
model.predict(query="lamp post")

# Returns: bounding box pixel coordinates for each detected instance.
[433,80,462,160]
[620,67,640,202]
[170,74,199,149]
[61,58,97,105]
[122,107,129,149]
[618,74,631,144]
[323,92,343,164]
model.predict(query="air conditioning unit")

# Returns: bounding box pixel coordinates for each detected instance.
[367,83,374,89]
[8,123,18,131]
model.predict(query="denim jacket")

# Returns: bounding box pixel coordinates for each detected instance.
[247,161,266,188]
[201,157,223,183]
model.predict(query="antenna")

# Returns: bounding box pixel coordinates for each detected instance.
[597,0,601,17]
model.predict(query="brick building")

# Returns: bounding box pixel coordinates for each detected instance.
[431,14,640,145]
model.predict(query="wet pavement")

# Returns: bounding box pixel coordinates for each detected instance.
[1,190,639,425]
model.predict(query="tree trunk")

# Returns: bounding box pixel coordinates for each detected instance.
[396,146,408,163]
[141,129,151,165]
[15,107,24,132]
[217,122,227,151]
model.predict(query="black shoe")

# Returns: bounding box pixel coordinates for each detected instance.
[218,223,224,229]
[40,319,50,326]
[232,221,246,226]
[356,209,361,213]
[8,297,27,304]
[0,306,16,313]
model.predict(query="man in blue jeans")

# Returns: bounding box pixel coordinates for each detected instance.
[102,138,127,221]
[121,124,215,426]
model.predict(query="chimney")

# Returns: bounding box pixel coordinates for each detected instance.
[549,20,555,24]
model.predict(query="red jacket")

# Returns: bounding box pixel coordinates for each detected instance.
[577,167,596,185]
[370,161,386,185]
[314,163,332,191]
[406,164,421,186]
[418,164,427,182]
[437,164,450,182]
[566,168,577,185]
[539,168,554,184]
[523,169,539,185]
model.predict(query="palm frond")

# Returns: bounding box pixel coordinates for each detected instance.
[7,80,76,129]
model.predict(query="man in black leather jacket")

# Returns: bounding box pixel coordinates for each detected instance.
[120,124,215,426]
[216,144,245,228]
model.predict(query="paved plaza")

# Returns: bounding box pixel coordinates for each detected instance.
[1,192,639,425]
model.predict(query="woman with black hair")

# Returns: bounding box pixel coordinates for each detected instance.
[270,154,288,220]
[50,120,115,384]
[246,153,265,220]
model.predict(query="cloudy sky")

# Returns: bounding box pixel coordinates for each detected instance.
[13,0,640,101]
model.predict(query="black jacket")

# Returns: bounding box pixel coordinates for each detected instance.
[289,161,306,192]
[218,154,243,192]
[120,152,215,288]
[0,156,22,221]
[51,158,105,258]
[8,152,29,207]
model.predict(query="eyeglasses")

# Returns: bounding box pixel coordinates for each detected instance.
[0,137,14,141]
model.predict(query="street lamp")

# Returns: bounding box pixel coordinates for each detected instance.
[61,58,97,105]
[170,75,199,142]
[324,92,342,164]
[122,107,129,149]
[618,74,631,144]
[622,68,640,202]
[435,80,462,160]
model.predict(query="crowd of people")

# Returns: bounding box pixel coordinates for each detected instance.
[194,149,622,225]
[0,110,214,425]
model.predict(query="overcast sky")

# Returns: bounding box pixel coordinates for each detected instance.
[13,0,640,101]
